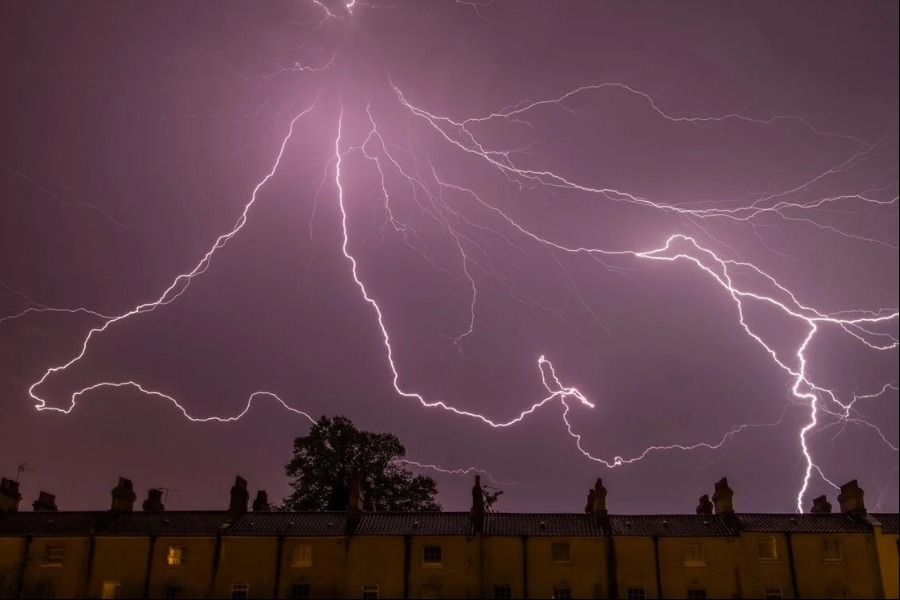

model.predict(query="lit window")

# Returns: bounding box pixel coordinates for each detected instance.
[627,588,646,600]
[165,585,182,599]
[231,582,249,600]
[292,545,313,567]
[551,542,571,563]
[494,585,512,599]
[687,588,708,600]
[764,588,783,599]
[101,581,121,599]
[684,543,705,566]
[292,583,311,599]
[362,584,379,599]
[423,545,442,566]
[43,546,64,567]
[757,537,777,561]
[167,546,187,566]
[822,539,843,562]
[421,584,442,599]
[553,587,572,599]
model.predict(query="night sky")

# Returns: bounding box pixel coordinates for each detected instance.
[1,1,897,515]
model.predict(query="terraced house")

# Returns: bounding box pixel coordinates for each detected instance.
[0,475,896,599]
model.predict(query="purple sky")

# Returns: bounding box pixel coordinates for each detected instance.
[1,1,897,514]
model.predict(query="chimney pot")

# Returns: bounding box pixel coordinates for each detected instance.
[33,491,58,512]
[110,477,137,512]
[0,478,23,513]
[591,478,608,515]
[712,477,734,514]
[252,490,270,512]
[143,489,165,512]
[696,494,713,515]
[837,480,866,514]
[228,476,250,516]
[470,475,485,533]
[348,474,366,514]
[810,495,832,513]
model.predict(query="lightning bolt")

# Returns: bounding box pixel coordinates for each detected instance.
[12,0,897,514]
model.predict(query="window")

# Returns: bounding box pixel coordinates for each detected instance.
[764,588,783,599]
[551,541,571,562]
[292,583,311,599]
[626,588,646,600]
[420,584,442,599]
[423,545,442,566]
[101,581,121,599]
[687,588,708,599]
[232,582,249,600]
[292,545,313,567]
[552,587,572,599]
[37,581,56,599]
[165,586,182,599]
[684,543,705,566]
[167,546,187,566]
[362,584,379,599]
[757,537,777,561]
[822,539,843,562]
[43,546,64,567]
[494,585,512,599]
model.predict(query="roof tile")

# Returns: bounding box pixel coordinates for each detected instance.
[483,513,603,536]
[355,512,473,536]
[737,513,870,533]
[227,512,349,536]
[608,515,735,537]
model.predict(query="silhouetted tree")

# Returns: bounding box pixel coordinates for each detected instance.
[483,485,504,513]
[284,415,441,511]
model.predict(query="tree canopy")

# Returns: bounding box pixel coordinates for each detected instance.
[284,415,441,512]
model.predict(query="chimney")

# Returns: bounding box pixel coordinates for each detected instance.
[584,489,595,514]
[470,475,485,533]
[712,477,734,514]
[837,480,866,515]
[143,489,165,512]
[348,474,365,514]
[591,479,608,516]
[810,495,832,514]
[228,476,249,516]
[0,478,22,513]
[110,477,137,512]
[252,490,270,512]
[33,491,58,512]
[696,494,713,515]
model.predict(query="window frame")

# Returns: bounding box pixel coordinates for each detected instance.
[686,587,708,600]
[822,539,843,562]
[764,587,783,599]
[757,537,778,561]
[164,585,183,600]
[42,545,65,567]
[683,542,706,567]
[626,587,646,600]
[362,584,380,599]
[100,580,121,600]
[493,585,513,599]
[423,544,443,566]
[291,544,314,568]
[291,582,311,599]
[231,582,249,600]
[166,545,187,566]
[551,541,571,563]
[552,586,572,599]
